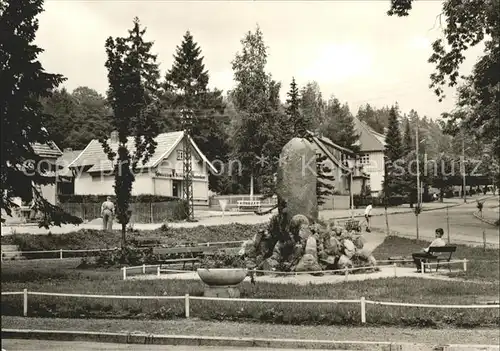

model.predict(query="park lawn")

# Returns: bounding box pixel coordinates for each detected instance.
[1,259,499,327]
[373,236,500,282]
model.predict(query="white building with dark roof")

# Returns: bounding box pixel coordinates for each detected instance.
[67,131,216,205]
[352,116,386,195]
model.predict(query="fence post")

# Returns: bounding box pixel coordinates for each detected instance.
[344,267,349,281]
[59,249,63,260]
[23,288,28,317]
[185,294,190,318]
[150,202,153,224]
[420,261,425,274]
[1,251,3,262]
[483,230,486,252]
[157,266,161,277]
[360,297,366,324]
[122,267,127,280]
[463,259,467,272]
[142,264,146,274]
[393,263,397,277]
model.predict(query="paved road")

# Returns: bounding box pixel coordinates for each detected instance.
[1,340,350,351]
[369,197,499,247]
[1,196,497,248]
[0,198,469,235]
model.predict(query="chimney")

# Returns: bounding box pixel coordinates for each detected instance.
[110,131,119,143]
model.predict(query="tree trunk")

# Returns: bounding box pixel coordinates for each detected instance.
[121,223,126,248]
[384,204,390,235]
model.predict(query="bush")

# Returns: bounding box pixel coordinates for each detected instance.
[1,223,264,253]
[353,195,408,208]
[58,194,181,204]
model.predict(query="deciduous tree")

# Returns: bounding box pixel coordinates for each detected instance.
[230,26,282,196]
[0,0,82,227]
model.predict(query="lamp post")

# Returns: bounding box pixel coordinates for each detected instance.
[415,118,420,240]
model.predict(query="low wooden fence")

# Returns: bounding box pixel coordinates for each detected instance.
[209,195,277,211]
[2,285,497,323]
[59,202,186,223]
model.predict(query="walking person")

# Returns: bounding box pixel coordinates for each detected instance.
[101,196,115,231]
[364,202,373,232]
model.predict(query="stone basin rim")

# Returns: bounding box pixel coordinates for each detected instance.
[197,268,248,286]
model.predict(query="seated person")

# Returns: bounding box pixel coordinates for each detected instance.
[412,228,446,272]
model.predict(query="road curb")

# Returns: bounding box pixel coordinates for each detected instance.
[2,329,499,350]
[473,211,498,227]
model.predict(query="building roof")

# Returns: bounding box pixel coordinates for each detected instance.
[307,134,351,173]
[32,141,63,158]
[306,131,355,156]
[68,131,217,174]
[56,149,84,177]
[306,131,370,178]
[352,116,386,152]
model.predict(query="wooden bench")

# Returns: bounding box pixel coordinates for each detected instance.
[152,246,240,257]
[159,258,200,270]
[424,246,457,273]
[237,200,261,212]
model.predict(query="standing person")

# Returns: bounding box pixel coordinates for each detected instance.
[364,202,373,232]
[101,196,115,231]
[412,228,446,272]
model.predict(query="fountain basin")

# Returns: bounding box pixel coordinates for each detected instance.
[197,268,248,286]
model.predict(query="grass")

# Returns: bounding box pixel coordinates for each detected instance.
[373,236,500,282]
[2,258,499,327]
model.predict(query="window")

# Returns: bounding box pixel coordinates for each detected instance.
[358,154,370,165]
[176,150,184,160]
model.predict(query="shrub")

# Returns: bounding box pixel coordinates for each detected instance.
[353,195,408,208]
[58,194,181,204]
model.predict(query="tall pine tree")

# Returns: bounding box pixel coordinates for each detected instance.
[104,17,161,246]
[322,97,360,153]
[162,31,229,192]
[300,82,325,133]
[401,118,417,206]
[285,77,307,138]
[402,118,413,155]
[383,105,405,198]
[1,0,81,227]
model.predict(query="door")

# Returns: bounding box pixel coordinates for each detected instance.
[172,180,181,198]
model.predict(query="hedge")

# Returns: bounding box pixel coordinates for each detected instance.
[58,194,180,204]
[353,195,408,208]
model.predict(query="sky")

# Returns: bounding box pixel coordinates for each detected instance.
[36,0,484,119]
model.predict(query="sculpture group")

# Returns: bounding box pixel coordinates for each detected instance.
[239,138,377,273]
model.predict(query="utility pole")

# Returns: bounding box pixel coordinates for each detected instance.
[181,109,195,221]
[415,117,420,240]
[462,136,467,203]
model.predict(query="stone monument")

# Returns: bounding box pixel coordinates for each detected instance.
[236,137,378,275]
[276,138,318,222]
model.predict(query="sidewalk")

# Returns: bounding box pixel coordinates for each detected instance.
[0,196,488,235]
[2,316,499,347]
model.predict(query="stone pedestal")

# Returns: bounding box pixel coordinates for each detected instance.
[204,285,241,298]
